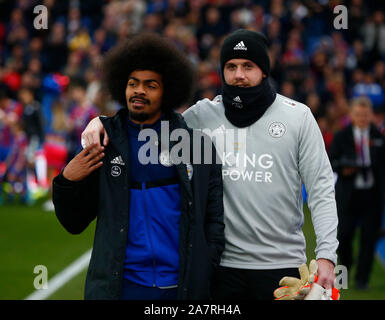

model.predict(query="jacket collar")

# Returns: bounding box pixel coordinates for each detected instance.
[100,108,193,203]
[348,123,379,140]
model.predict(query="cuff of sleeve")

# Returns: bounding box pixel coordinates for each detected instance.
[316,251,338,266]
[54,170,80,187]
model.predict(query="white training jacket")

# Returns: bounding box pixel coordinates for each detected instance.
[182,93,338,269]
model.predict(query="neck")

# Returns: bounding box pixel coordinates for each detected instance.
[128,112,162,125]
[221,77,276,127]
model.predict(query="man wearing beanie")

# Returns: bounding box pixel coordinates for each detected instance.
[81,29,339,300]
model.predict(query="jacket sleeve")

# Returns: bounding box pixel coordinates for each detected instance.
[298,108,339,265]
[182,103,202,130]
[204,143,225,268]
[52,169,99,235]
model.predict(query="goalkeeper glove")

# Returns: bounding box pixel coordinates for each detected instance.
[273,259,340,300]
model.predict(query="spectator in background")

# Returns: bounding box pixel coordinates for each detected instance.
[2,59,22,97]
[361,10,385,63]
[5,8,28,49]
[27,37,44,62]
[309,49,329,98]
[352,72,385,111]
[0,85,22,163]
[317,117,334,154]
[63,51,85,83]
[197,5,228,60]
[373,61,385,89]
[19,87,45,163]
[347,0,366,40]
[40,73,70,134]
[199,6,228,38]
[26,57,43,81]
[92,28,112,54]
[68,27,92,52]
[329,97,385,290]
[1,121,28,203]
[372,62,385,133]
[0,84,22,203]
[67,82,99,161]
[45,22,69,73]
[373,107,385,136]
[280,80,299,101]
[306,91,324,120]
[346,40,368,72]
[42,100,70,211]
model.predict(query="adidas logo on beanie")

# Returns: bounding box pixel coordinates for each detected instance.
[233,41,247,50]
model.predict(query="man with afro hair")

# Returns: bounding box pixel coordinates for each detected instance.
[52,33,225,300]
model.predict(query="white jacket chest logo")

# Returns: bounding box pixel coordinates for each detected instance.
[268,122,286,138]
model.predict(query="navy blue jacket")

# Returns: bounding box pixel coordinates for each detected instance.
[52,108,225,299]
[124,116,181,288]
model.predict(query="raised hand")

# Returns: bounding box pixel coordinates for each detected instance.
[63,143,105,181]
[81,117,109,149]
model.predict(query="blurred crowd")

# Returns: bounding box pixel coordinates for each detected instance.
[0,0,385,208]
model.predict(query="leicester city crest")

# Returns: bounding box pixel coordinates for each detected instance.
[268,122,286,138]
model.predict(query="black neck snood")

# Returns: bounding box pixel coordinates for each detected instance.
[222,78,276,128]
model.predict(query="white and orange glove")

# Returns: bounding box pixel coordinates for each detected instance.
[273,260,340,300]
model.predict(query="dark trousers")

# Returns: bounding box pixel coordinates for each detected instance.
[211,266,300,300]
[337,188,382,285]
[121,278,178,300]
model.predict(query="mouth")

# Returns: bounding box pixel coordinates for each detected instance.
[129,96,150,108]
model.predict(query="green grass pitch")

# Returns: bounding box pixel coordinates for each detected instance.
[1,200,384,300]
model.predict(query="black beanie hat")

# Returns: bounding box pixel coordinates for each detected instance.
[220,29,270,76]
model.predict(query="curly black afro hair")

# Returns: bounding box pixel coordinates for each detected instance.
[102,33,196,112]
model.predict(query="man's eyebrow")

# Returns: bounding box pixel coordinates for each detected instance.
[128,76,161,85]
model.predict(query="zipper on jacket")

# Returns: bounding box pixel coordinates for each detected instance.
[142,181,157,287]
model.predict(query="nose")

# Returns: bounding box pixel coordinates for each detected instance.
[234,66,245,80]
[134,83,146,95]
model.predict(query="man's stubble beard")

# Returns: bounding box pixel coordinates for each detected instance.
[129,110,150,123]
